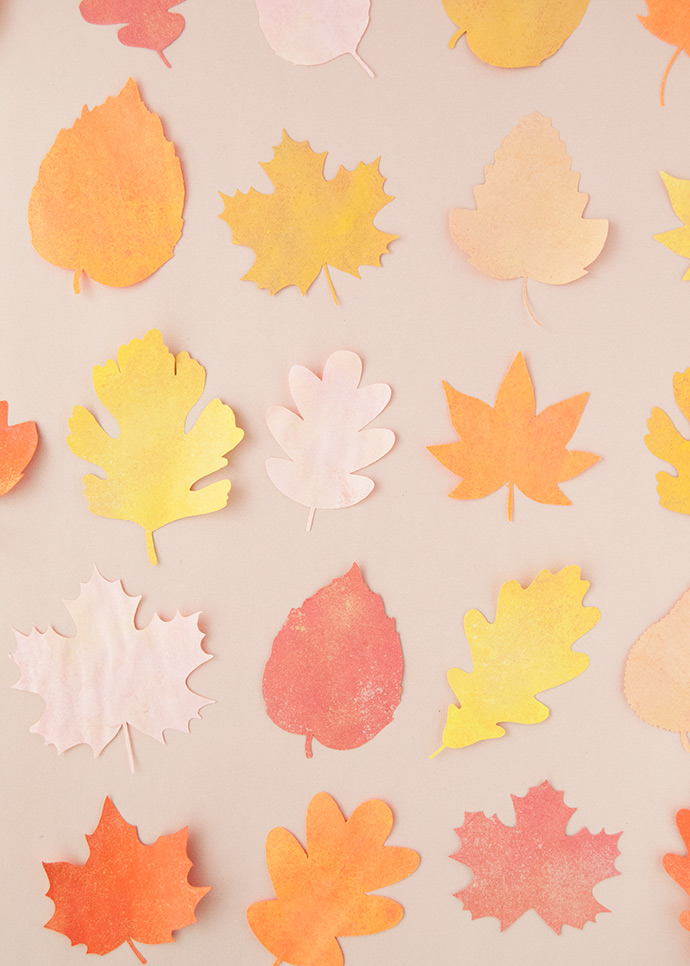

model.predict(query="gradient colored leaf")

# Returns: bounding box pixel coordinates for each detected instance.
[0,401,37,495]
[645,363,690,512]
[664,809,690,932]
[79,1,185,67]
[655,171,690,278]
[639,0,690,104]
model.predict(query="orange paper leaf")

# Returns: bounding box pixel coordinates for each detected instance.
[427,352,600,519]
[80,1,185,68]
[247,792,419,966]
[664,809,690,932]
[0,401,37,496]
[29,78,184,293]
[639,1,690,105]
[43,797,209,963]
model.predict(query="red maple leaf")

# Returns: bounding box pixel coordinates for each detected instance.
[79,1,185,68]
[452,781,620,933]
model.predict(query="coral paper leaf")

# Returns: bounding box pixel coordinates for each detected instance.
[44,797,209,959]
[663,809,690,932]
[67,329,244,565]
[263,564,403,758]
[247,792,419,966]
[427,352,600,519]
[28,78,184,293]
[219,131,396,301]
[11,569,212,763]
[645,364,690,512]
[639,0,690,104]
[0,401,37,495]
[443,0,589,67]
[80,0,185,67]
[655,172,690,278]
[452,781,620,933]
[434,567,599,753]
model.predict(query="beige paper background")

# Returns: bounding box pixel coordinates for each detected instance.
[2,1,690,963]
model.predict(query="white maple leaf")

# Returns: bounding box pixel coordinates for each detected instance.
[11,569,212,770]
[266,350,395,530]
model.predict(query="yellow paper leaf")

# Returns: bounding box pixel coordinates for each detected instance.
[218,131,396,303]
[67,330,243,566]
[655,171,690,279]
[645,364,690,513]
[432,567,600,754]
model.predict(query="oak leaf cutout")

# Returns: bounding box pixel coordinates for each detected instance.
[639,0,690,105]
[452,781,621,932]
[0,401,37,495]
[43,797,209,963]
[247,792,419,966]
[664,809,690,932]
[450,113,608,324]
[11,569,212,771]
[645,363,690,512]
[443,0,589,67]
[427,352,600,520]
[29,78,184,293]
[219,131,396,303]
[432,567,599,755]
[263,563,403,758]
[79,0,185,67]
[67,329,244,565]
[655,171,690,278]
[267,350,394,530]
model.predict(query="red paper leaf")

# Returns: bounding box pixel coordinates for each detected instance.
[262,563,403,758]
[0,401,37,496]
[80,0,185,67]
[452,781,620,933]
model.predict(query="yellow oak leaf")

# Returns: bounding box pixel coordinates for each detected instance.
[431,567,600,755]
[655,171,690,279]
[218,131,396,303]
[67,329,243,566]
[646,364,690,513]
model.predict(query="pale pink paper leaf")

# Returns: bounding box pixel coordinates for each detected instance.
[266,350,395,530]
[11,569,212,762]
[255,0,374,76]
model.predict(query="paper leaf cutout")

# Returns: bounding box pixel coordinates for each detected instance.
[664,809,690,932]
[433,567,599,755]
[67,329,243,565]
[28,78,184,293]
[266,350,395,530]
[12,569,212,770]
[452,781,621,933]
[247,792,419,966]
[443,0,589,67]
[219,131,396,303]
[0,401,37,495]
[655,171,690,278]
[44,797,209,962]
[263,564,403,758]
[256,0,374,76]
[427,352,600,520]
[645,364,690,513]
[79,1,185,67]
[449,113,608,323]
[639,1,690,105]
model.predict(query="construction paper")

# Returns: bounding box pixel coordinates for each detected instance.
[449,113,608,323]
[645,363,690,513]
[247,792,419,966]
[219,131,396,302]
[80,1,185,67]
[452,781,621,933]
[664,809,690,932]
[43,797,209,962]
[655,171,690,277]
[67,329,243,565]
[432,567,599,755]
[12,569,212,771]
[428,352,600,520]
[266,349,394,530]
[263,563,403,758]
[256,0,374,76]
[28,78,184,293]
[0,400,37,495]
[639,1,690,105]
[443,0,589,67]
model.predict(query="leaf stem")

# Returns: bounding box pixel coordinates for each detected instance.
[157,48,172,69]
[123,722,134,774]
[429,745,445,759]
[145,529,158,566]
[323,264,338,305]
[522,276,542,327]
[306,507,316,531]
[661,46,682,107]
[682,732,690,753]
[350,48,375,77]
[73,268,82,294]
[448,28,464,49]
[305,733,314,758]
[127,938,147,964]
[507,481,514,522]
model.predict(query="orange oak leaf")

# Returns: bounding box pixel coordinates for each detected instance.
[0,401,37,496]
[452,781,621,933]
[43,797,209,964]
[639,1,690,105]
[28,78,184,293]
[427,352,600,520]
[247,792,419,966]
[664,809,690,932]
[80,1,185,68]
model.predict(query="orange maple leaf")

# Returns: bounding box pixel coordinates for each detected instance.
[427,352,600,520]
[0,401,37,495]
[639,0,690,105]
[664,809,690,933]
[43,797,209,964]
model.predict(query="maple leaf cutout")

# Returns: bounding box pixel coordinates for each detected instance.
[432,567,600,755]
[67,329,243,565]
[12,569,212,771]
[44,797,209,963]
[428,352,600,520]
[267,350,394,530]
[0,400,37,495]
[452,781,621,933]
[29,78,184,294]
[219,131,396,303]
[645,363,690,513]
[664,809,690,933]
[80,1,185,68]
[639,1,690,105]
[247,792,419,966]
[449,113,608,324]
[655,171,690,279]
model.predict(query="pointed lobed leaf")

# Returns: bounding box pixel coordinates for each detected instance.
[0,401,38,496]
[256,0,372,71]
[79,1,185,65]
